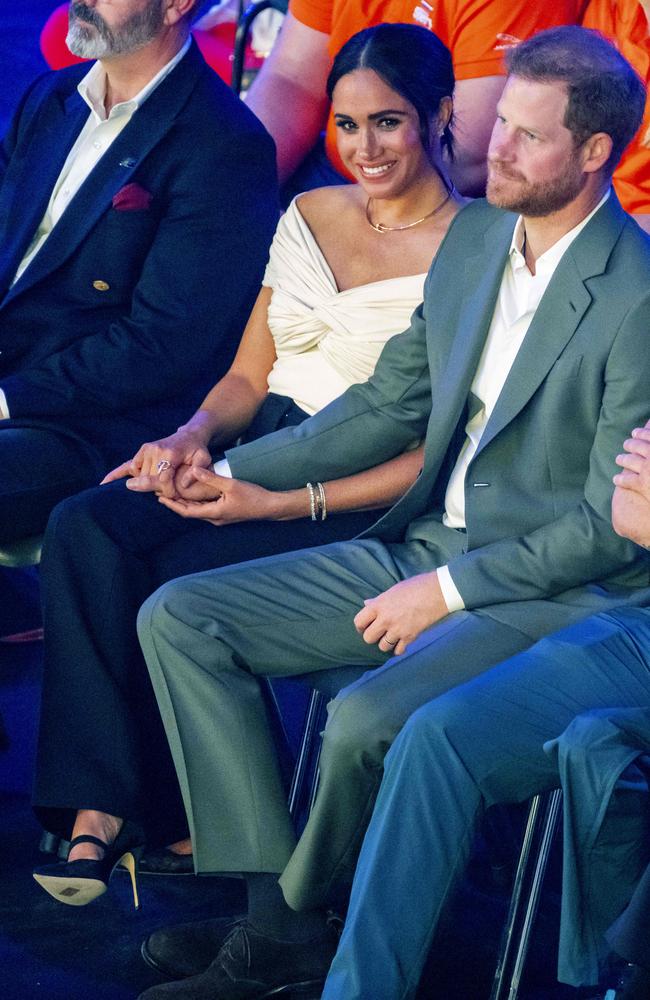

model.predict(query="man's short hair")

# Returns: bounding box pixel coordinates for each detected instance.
[505,25,646,174]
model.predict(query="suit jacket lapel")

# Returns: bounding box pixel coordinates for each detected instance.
[421,210,515,472]
[0,88,88,296]
[475,193,627,458]
[377,210,515,529]
[4,42,204,306]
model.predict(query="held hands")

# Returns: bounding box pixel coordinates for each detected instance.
[100,429,212,498]
[613,420,650,547]
[157,466,281,525]
[354,571,449,656]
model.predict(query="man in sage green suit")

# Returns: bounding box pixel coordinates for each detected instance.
[137,27,650,999]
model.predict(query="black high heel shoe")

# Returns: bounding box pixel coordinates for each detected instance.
[33,823,143,908]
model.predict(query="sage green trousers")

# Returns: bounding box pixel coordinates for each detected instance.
[137,536,533,909]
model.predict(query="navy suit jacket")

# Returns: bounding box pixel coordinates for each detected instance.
[0,41,278,466]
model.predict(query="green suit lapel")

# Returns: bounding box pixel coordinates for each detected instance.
[420,210,516,474]
[370,211,517,539]
[476,193,627,459]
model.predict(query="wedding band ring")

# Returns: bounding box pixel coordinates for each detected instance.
[384,638,397,647]
[156,459,172,474]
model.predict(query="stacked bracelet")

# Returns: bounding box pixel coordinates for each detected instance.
[306,482,317,521]
[306,482,328,521]
[316,481,327,521]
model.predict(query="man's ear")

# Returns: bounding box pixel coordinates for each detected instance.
[164,0,198,28]
[580,132,614,175]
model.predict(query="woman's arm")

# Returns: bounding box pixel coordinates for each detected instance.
[102,287,277,491]
[156,443,425,523]
[180,286,278,451]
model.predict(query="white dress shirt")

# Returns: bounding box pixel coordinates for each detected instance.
[437,191,610,611]
[1,38,190,418]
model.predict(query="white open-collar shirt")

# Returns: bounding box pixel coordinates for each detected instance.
[1,39,191,419]
[437,191,610,610]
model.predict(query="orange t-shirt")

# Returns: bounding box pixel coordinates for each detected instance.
[581,0,650,214]
[289,0,582,175]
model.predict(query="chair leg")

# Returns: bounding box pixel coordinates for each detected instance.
[287,689,325,822]
[491,789,563,1000]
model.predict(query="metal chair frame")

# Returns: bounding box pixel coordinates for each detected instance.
[491,789,563,1000]
[231,0,288,94]
[287,689,325,822]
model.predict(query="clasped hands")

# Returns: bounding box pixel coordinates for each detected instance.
[101,432,278,525]
[613,418,650,547]
[102,433,451,652]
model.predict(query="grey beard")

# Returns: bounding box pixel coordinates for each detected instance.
[66,21,112,59]
[66,3,165,60]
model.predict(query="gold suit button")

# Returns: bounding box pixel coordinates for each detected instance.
[93,280,110,292]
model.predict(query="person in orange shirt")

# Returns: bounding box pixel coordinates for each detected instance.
[246,0,581,196]
[42,1,581,198]
[581,0,650,230]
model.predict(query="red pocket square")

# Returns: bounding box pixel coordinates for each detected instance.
[112,182,153,211]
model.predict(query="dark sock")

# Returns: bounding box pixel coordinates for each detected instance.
[245,872,328,942]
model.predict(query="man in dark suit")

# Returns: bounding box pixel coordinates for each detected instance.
[135,26,650,1000]
[0,0,277,545]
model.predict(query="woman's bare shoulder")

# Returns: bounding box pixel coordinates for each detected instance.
[296,184,363,229]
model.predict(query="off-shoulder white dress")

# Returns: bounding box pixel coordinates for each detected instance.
[264,198,426,415]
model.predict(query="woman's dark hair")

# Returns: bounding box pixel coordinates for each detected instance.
[326,23,455,162]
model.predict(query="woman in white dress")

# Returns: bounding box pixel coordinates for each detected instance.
[32,23,467,900]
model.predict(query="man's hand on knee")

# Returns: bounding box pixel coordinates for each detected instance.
[354,571,449,656]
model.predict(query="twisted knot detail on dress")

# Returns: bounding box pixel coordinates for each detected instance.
[263,198,426,414]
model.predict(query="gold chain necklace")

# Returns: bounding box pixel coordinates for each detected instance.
[365,185,456,233]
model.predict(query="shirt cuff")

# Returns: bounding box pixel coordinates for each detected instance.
[0,388,10,419]
[437,565,465,613]
[213,458,232,477]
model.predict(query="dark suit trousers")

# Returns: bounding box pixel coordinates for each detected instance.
[0,423,105,543]
[33,477,382,842]
[323,608,650,999]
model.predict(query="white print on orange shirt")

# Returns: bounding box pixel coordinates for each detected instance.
[412,2,433,30]
[494,32,522,51]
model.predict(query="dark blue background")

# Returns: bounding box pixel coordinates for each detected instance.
[1,3,52,135]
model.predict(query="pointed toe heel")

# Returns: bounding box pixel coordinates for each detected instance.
[33,827,143,909]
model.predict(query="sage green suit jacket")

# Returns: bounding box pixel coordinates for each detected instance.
[227,196,650,637]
